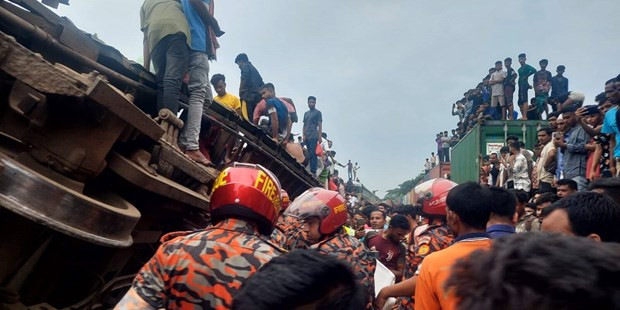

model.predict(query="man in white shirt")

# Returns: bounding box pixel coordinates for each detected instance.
[509,142,531,192]
[536,127,556,193]
[490,61,508,119]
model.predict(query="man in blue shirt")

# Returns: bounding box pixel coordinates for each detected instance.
[178,0,219,166]
[259,83,291,145]
[486,187,516,238]
[602,77,620,176]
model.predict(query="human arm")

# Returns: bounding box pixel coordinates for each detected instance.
[115,288,157,310]
[576,107,601,137]
[269,109,279,140]
[590,144,602,180]
[188,0,214,31]
[375,276,417,309]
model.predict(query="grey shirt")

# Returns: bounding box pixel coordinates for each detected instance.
[562,125,589,180]
[303,109,322,140]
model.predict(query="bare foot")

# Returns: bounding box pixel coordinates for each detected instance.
[186,150,214,167]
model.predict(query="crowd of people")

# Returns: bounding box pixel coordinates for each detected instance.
[114,162,620,309]
[140,0,363,193]
[130,2,620,309]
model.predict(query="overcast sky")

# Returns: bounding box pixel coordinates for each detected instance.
[55,0,620,197]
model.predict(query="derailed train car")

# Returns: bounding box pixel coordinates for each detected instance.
[0,0,319,308]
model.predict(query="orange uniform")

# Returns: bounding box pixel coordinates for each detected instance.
[132,218,282,309]
[414,234,491,310]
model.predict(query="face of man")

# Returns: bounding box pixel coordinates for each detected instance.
[387,227,410,243]
[536,202,552,217]
[557,68,565,76]
[556,119,566,132]
[518,57,526,65]
[214,80,227,97]
[260,88,274,100]
[614,81,620,102]
[308,98,316,110]
[235,60,245,69]
[538,131,551,145]
[541,209,573,235]
[548,116,558,130]
[585,113,602,127]
[556,185,576,198]
[495,63,503,71]
[540,62,547,70]
[504,59,512,68]
[302,217,322,244]
[490,153,498,163]
[369,211,386,229]
[562,112,576,127]
[524,207,535,217]
[599,100,614,114]
[509,146,519,155]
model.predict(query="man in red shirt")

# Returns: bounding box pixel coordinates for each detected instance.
[366,214,411,282]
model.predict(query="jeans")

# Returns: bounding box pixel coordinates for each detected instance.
[307,138,318,174]
[179,51,212,151]
[152,33,189,114]
[442,147,450,162]
[572,175,588,192]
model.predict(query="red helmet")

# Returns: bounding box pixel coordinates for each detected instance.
[280,190,290,212]
[284,188,346,235]
[415,178,457,216]
[210,163,282,235]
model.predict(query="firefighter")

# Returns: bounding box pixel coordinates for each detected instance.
[285,188,377,310]
[115,163,284,309]
[377,178,456,310]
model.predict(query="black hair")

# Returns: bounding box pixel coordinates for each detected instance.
[233,250,365,310]
[539,59,548,65]
[518,53,526,58]
[495,60,502,65]
[235,53,249,63]
[488,187,516,218]
[538,127,553,136]
[499,146,510,154]
[504,57,512,62]
[557,65,565,70]
[389,214,411,231]
[605,78,616,85]
[362,205,379,219]
[510,142,521,150]
[369,208,386,220]
[321,132,328,139]
[595,92,607,104]
[556,179,578,191]
[536,192,559,207]
[543,192,620,242]
[562,105,578,113]
[506,135,519,143]
[210,73,225,86]
[308,96,317,101]
[446,182,492,230]
[392,205,421,219]
[524,202,536,210]
[588,177,620,205]
[547,111,560,118]
[259,83,275,93]
[509,189,529,204]
[445,233,620,310]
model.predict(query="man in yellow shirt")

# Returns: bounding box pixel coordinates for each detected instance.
[414,182,493,310]
[211,73,242,116]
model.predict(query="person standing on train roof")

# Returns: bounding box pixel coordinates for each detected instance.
[115,164,284,309]
[235,53,265,120]
[303,96,323,176]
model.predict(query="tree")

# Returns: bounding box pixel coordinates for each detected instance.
[383,173,425,201]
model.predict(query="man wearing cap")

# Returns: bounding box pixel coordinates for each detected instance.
[554,105,589,191]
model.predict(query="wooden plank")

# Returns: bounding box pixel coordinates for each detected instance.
[157,141,219,183]
[86,78,164,142]
[108,152,209,209]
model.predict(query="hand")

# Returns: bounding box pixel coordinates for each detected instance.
[575,107,587,120]
[318,137,323,144]
[528,85,533,89]
[271,137,279,143]
[375,288,389,310]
